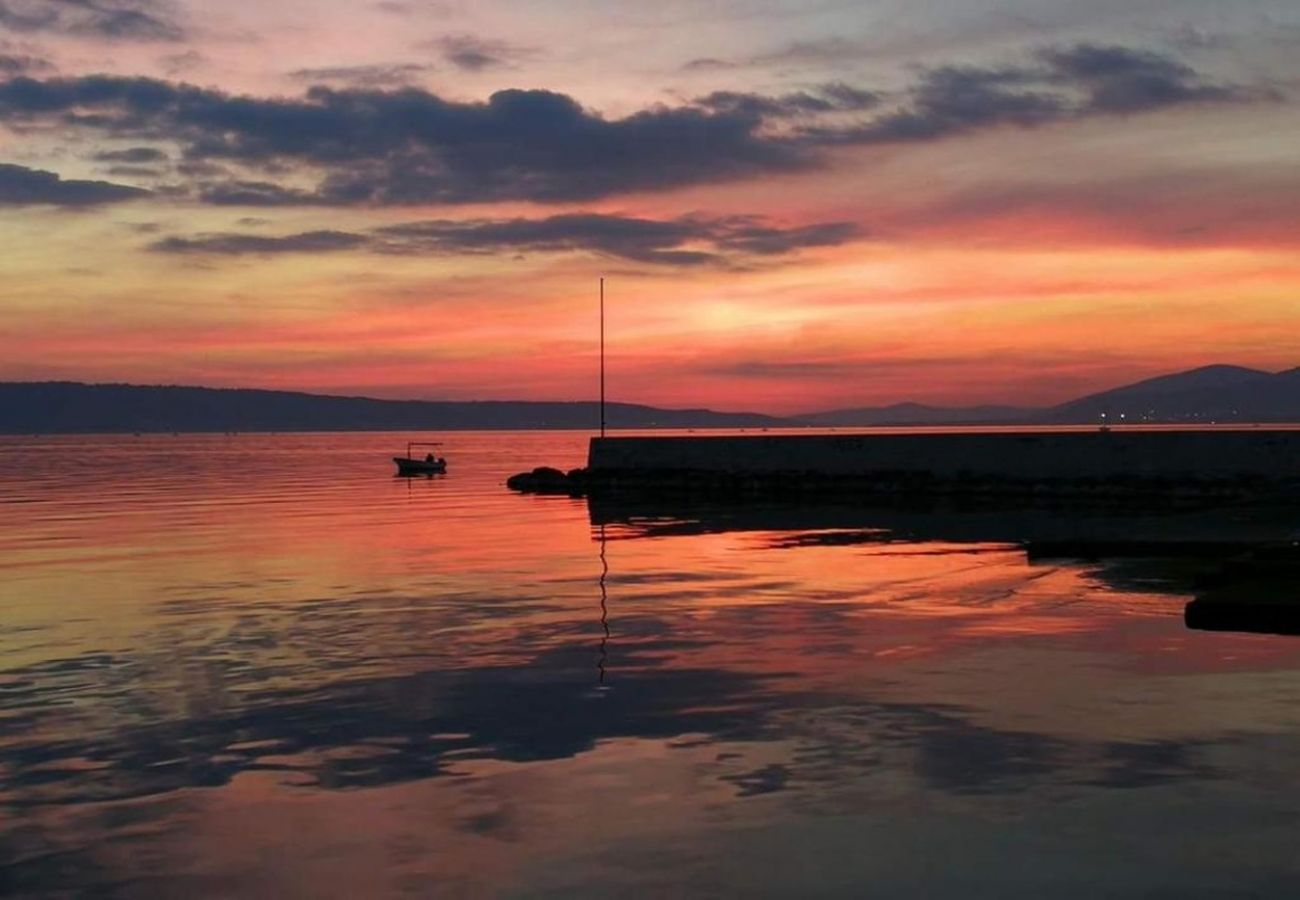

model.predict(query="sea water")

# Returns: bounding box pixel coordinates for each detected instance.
[2,431,1299,897]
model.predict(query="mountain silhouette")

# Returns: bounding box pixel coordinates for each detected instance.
[0,383,783,433]
[1037,365,1300,423]
[1,365,1297,433]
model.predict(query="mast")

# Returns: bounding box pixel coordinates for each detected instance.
[600,276,606,438]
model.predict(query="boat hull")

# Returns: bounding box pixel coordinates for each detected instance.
[393,457,447,475]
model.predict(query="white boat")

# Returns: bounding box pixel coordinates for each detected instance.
[393,441,447,475]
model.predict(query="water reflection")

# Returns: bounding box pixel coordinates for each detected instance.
[588,493,1297,549]
[597,523,610,686]
[590,493,1300,637]
[4,433,1300,896]
[1,620,1244,808]
[1,633,781,803]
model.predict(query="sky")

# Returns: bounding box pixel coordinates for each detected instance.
[1,0,1298,413]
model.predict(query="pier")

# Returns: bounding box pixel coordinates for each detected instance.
[566,430,1300,501]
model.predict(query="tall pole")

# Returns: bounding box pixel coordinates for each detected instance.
[600,277,606,438]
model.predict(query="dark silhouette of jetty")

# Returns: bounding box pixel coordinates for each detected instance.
[508,429,1300,505]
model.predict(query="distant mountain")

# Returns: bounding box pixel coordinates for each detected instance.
[1036,365,1300,424]
[3,365,1297,433]
[0,383,786,433]
[793,364,1299,425]
[793,402,1037,427]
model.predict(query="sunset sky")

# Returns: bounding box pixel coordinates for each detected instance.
[1,0,1297,412]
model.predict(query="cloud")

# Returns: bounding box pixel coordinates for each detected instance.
[374,0,454,15]
[822,65,1063,144]
[92,145,167,162]
[103,164,161,177]
[374,213,725,265]
[0,76,811,204]
[0,44,1270,207]
[149,212,861,265]
[430,34,534,71]
[287,63,433,89]
[0,50,52,75]
[682,57,736,72]
[802,44,1269,146]
[151,230,368,255]
[1040,43,1265,113]
[708,217,859,255]
[196,180,321,206]
[697,82,880,118]
[157,49,204,75]
[0,0,184,42]
[0,162,148,205]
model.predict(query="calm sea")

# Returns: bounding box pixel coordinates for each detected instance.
[3,431,1300,897]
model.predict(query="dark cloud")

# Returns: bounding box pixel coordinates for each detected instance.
[698,82,879,118]
[287,63,433,89]
[0,75,810,204]
[0,0,55,31]
[151,229,368,255]
[709,217,859,255]
[0,162,148,205]
[0,44,1268,208]
[149,212,861,265]
[0,0,184,41]
[803,44,1266,146]
[826,65,1063,144]
[92,145,166,162]
[1040,43,1263,112]
[197,180,320,206]
[0,51,52,75]
[375,213,724,265]
[431,34,534,71]
[820,81,881,109]
[102,164,160,177]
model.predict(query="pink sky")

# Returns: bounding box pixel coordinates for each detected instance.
[1,0,1298,412]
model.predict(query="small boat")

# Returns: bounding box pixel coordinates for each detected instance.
[393,441,447,476]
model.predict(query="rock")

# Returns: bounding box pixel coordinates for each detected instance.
[506,466,586,495]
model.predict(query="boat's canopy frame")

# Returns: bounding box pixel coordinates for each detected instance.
[404,441,444,459]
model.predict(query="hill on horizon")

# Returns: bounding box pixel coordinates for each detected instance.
[1037,364,1300,424]
[1,364,1297,433]
[0,382,784,433]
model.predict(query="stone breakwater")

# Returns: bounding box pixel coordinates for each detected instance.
[506,430,1300,503]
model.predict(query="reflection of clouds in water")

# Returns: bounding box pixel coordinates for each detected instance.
[0,636,784,805]
[5,436,1300,897]
[4,600,1295,897]
[2,624,1226,813]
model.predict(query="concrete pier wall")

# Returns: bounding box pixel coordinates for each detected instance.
[588,431,1300,481]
